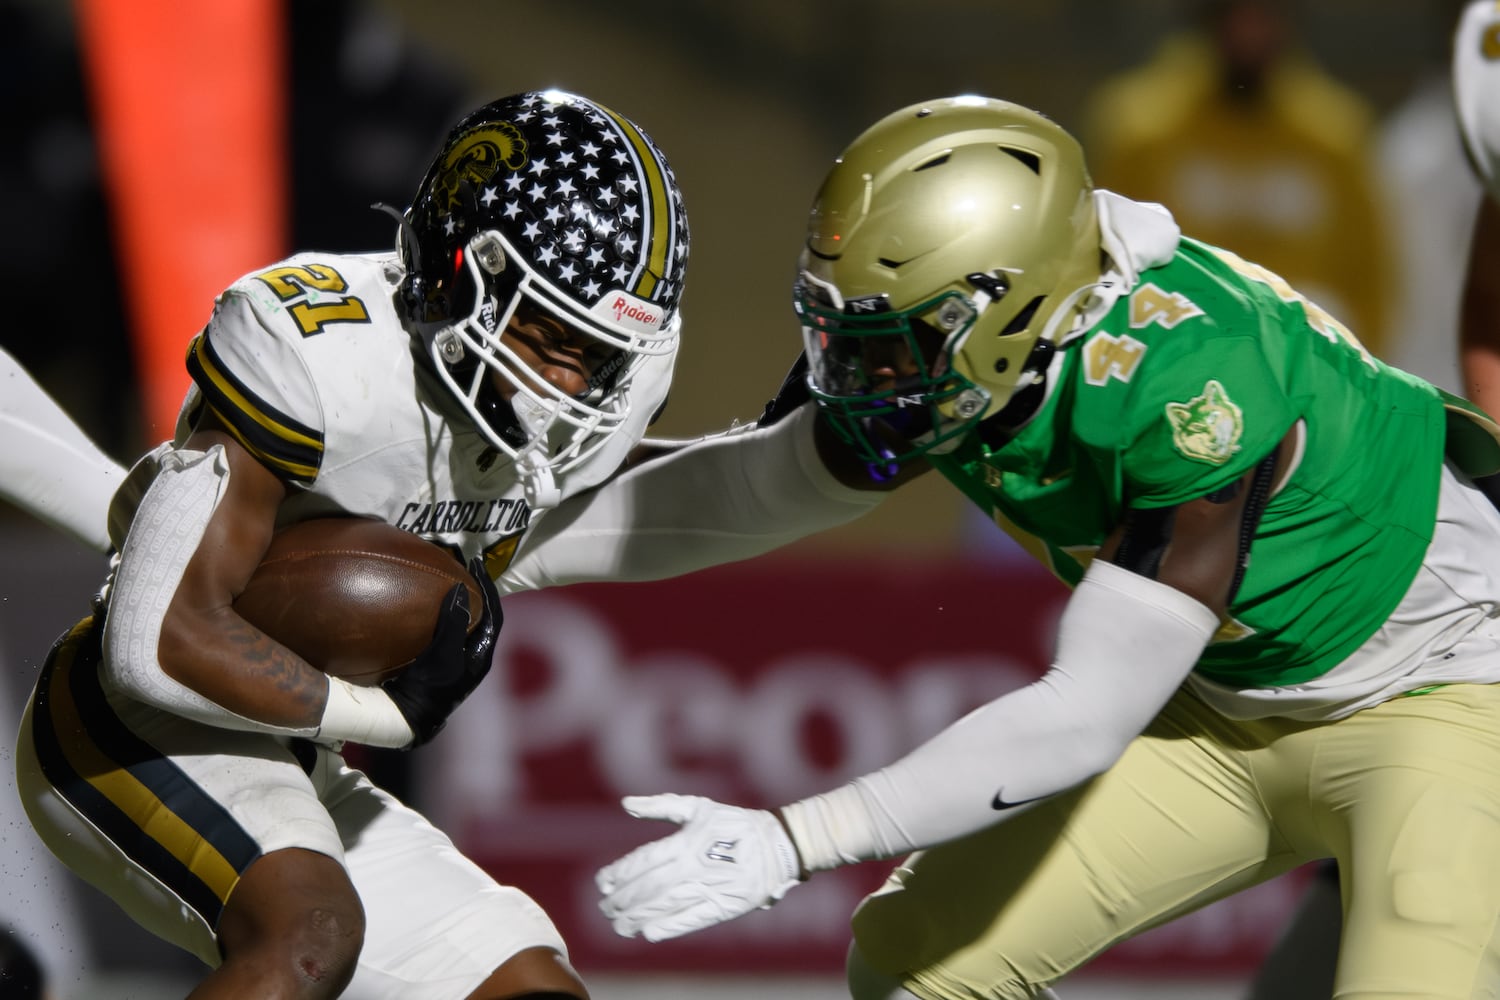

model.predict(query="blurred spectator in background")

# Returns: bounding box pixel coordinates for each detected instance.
[1376,1,1482,394]
[1081,0,1395,358]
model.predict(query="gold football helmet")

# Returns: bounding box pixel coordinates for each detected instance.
[795,95,1100,468]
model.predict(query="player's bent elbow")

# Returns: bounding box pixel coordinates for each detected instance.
[101,607,203,709]
[1056,715,1137,786]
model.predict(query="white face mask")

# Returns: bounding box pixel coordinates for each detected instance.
[420,230,679,508]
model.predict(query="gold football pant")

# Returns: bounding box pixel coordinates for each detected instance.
[851,682,1500,999]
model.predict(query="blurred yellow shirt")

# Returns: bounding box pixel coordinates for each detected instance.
[1083,35,1395,358]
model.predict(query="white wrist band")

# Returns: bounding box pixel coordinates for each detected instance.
[318,677,415,749]
[779,792,872,873]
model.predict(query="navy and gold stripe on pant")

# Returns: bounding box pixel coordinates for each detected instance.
[29,617,262,931]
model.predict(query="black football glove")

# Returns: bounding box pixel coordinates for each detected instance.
[756,352,810,428]
[382,557,502,747]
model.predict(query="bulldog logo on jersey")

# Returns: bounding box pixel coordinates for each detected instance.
[434,123,529,212]
[1166,379,1243,465]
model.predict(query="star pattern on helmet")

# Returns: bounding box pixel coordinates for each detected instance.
[435,92,689,311]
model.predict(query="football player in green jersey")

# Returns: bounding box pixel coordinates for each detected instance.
[502,94,1500,998]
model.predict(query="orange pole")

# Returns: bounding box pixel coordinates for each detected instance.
[75,0,287,445]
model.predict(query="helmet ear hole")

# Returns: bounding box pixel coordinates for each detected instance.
[1000,297,1044,336]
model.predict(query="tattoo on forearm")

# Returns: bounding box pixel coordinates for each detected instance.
[217,615,325,723]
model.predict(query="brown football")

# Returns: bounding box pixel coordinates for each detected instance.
[233,517,482,685]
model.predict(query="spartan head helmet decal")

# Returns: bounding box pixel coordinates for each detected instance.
[432,123,529,214]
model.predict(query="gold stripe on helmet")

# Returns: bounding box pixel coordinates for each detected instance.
[601,106,673,301]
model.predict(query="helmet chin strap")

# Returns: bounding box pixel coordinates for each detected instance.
[515,446,562,509]
[914,281,1099,456]
[1041,279,1106,348]
[509,393,564,508]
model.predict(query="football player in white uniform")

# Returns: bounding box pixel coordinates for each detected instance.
[14,90,696,1000]
[6,86,882,998]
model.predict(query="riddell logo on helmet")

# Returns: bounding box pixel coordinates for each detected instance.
[611,296,661,327]
[591,291,663,333]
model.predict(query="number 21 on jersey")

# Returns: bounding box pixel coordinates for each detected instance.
[255,263,371,337]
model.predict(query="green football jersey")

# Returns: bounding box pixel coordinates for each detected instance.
[932,237,1449,687]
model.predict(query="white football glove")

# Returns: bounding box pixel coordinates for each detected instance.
[596,793,804,942]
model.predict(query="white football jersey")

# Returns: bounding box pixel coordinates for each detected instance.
[173,250,673,576]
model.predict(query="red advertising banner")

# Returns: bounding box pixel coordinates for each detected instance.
[417,552,1309,977]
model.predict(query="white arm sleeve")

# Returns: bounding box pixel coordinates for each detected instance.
[497,403,885,593]
[781,559,1219,870]
[0,348,126,552]
[102,445,418,746]
[101,445,297,732]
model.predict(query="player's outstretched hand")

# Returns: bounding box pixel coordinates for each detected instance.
[383,557,502,747]
[596,793,803,942]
